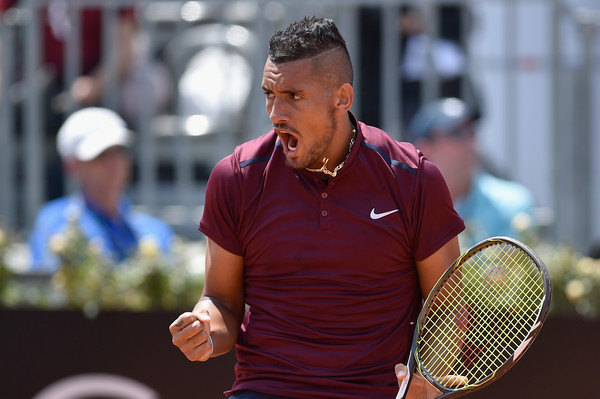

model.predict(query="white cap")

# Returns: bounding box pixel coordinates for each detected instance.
[57,107,133,161]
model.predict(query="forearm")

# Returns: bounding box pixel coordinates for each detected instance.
[194,296,243,356]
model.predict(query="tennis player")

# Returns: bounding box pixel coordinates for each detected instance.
[170,16,464,399]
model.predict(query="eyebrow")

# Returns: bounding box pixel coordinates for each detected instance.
[261,83,307,95]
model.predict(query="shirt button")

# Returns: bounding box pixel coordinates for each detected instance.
[321,210,328,217]
[321,193,328,199]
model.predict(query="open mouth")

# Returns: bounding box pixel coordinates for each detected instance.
[276,130,300,158]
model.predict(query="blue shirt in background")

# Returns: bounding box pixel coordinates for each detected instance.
[29,193,175,272]
[454,172,534,250]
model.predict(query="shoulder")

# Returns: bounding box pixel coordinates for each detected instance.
[127,210,175,252]
[357,121,423,176]
[210,131,280,180]
[128,211,174,237]
[37,196,72,213]
[235,131,280,167]
[33,196,76,226]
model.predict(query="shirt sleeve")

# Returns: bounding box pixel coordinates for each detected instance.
[198,154,244,256]
[412,157,465,261]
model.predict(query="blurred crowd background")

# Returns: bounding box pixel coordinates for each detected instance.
[2,4,599,397]
[1,0,600,266]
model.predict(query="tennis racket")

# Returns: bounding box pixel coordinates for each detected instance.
[396,236,552,399]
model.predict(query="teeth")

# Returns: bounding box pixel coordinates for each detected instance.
[288,136,298,151]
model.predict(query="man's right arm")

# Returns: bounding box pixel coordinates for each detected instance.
[170,238,245,360]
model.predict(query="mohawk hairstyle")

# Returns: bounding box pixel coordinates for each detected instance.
[268,16,353,84]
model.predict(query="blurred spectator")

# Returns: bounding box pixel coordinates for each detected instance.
[0,1,138,125]
[0,1,13,99]
[0,0,12,12]
[1,0,172,199]
[408,97,535,249]
[36,0,171,127]
[28,107,175,272]
[398,5,480,129]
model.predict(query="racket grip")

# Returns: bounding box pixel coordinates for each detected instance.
[395,368,412,399]
[395,353,414,399]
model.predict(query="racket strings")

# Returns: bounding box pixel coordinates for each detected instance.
[416,243,545,390]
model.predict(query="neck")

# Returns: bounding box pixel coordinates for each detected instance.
[83,190,121,219]
[306,123,356,178]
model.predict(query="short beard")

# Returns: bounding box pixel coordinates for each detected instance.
[301,111,337,170]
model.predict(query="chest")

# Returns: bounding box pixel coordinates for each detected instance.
[238,164,416,290]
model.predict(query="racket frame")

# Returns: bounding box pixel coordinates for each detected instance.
[396,236,552,399]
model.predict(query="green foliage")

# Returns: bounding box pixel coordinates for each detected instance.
[0,219,205,315]
[1,217,600,319]
[0,229,14,301]
[537,243,600,319]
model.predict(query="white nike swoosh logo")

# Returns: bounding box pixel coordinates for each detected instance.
[370,208,399,220]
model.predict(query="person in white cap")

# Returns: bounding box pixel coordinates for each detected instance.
[28,107,175,272]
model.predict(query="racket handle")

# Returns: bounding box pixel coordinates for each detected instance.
[395,352,414,399]
[395,369,412,399]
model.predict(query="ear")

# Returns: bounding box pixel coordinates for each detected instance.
[333,83,354,115]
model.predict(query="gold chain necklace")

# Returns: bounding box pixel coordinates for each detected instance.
[306,128,356,178]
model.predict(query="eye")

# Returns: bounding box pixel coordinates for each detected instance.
[290,93,301,100]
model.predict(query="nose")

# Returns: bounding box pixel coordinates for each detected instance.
[268,97,288,125]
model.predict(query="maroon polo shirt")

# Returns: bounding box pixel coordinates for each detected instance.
[199,115,464,398]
